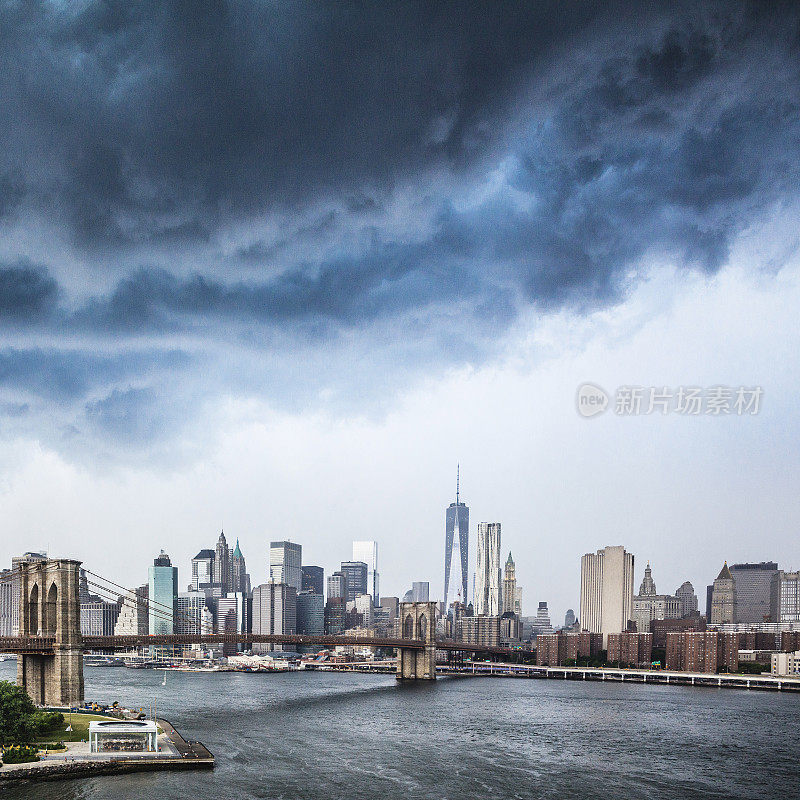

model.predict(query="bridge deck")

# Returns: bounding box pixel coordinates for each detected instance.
[0,634,521,657]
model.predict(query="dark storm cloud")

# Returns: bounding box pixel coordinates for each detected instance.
[0,2,799,449]
[0,260,58,319]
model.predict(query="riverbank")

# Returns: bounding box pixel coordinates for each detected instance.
[441,661,800,690]
[0,717,213,784]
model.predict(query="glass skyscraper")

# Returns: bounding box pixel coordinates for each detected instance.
[148,550,178,636]
[444,468,469,610]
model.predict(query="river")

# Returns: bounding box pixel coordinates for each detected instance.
[1,660,797,799]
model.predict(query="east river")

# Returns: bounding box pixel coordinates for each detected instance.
[1,660,798,799]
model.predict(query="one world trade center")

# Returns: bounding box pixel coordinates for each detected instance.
[444,467,469,610]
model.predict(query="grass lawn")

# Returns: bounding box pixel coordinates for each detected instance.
[36,713,117,743]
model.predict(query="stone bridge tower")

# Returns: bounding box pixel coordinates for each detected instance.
[17,559,84,706]
[396,601,437,680]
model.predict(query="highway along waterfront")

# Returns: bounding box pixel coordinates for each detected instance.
[1,660,798,800]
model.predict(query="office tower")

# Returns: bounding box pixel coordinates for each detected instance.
[80,600,119,636]
[352,542,379,606]
[114,586,149,637]
[148,550,178,635]
[297,590,325,635]
[191,549,215,591]
[230,539,250,596]
[502,552,522,615]
[631,563,681,633]
[412,581,429,602]
[354,593,374,628]
[380,596,399,622]
[475,523,502,616]
[771,571,800,622]
[270,541,302,592]
[213,531,230,592]
[529,602,553,638]
[729,562,778,623]
[216,593,249,656]
[0,569,13,637]
[302,566,324,596]
[252,582,296,652]
[10,552,47,635]
[340,561,368,602]
[327,571,348,601]
[444,467,469,610]
[564,608,576,629]
[675,581,699,618]
[579,545,635,643]
[324,597,346,634]
[176,591,206,636]
[710,562,736,624]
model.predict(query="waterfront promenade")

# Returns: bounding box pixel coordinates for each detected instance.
[443,661,800,690]
[0,717,213,784]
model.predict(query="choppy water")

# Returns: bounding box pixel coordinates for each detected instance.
[1,659,798,799]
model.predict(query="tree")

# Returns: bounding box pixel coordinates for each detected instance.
[0,681,38,746]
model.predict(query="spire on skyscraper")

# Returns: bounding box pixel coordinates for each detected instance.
[456,463,460,504]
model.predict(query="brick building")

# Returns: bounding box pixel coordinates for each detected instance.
[607,632,653,667]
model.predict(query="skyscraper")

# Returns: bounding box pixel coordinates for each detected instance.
[502,552,519,615]
[297,590,325,635]
[114,585,149,637]
[444,467,469,610]
[564,608,576,629]
[579,545,635,644]
[270,541,302,592]
[475,522,502,616]
[771,571,800,622]
[327,571,347,601]
[710,562,736,624]
[302,565,324,596]
[252,582,296,652]
[340,561,368,602]
[213,531,230,592]
[729,562,778,623]
[631,563,681,634]
[191,549,215,591]
[352,541,379,606]
[0,568,14,637]
[148,550,178,636]
[230,539,250,595]
[675,581,699,617]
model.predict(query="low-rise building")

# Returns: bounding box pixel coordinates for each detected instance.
[771,650,800,676]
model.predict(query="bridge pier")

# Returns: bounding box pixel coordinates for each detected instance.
[17,559,84,706]
[396,602,437,680]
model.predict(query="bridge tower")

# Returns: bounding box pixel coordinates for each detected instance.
[17,559,84,706]
[396,601,437,680]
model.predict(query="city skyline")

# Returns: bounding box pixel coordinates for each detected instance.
[1,4,800,630]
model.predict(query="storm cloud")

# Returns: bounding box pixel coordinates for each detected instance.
[1,1,799,452]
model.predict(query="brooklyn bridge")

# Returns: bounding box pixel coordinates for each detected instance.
[0,558,520,706]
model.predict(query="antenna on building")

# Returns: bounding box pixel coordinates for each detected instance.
[456,464,460,504]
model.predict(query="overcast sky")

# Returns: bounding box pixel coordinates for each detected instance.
[1,2,799,623]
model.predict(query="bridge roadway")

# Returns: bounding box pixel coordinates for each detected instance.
[0,634,521,657]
